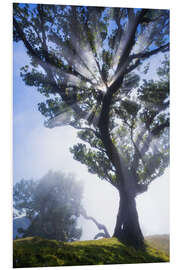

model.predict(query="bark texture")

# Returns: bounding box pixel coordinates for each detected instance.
[113,189,144,249]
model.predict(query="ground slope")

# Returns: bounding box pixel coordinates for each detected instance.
[13,236,169,268]
[145,234,169,256]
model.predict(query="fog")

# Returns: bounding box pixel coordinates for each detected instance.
[13,116,169,239]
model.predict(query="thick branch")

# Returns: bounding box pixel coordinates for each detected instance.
[109,9,148,93]
[98,92,140,196]
[116,9,147,73]
[50,31,99,87]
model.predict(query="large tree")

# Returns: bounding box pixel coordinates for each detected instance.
[13,171,83,241]
[13,4,169,249]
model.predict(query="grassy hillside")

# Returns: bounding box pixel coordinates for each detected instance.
[145,235,169,256]
[13,236,169,268]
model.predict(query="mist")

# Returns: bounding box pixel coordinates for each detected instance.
[13,110,169,239]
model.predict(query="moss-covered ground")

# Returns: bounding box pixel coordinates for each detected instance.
[145,235,169,256]
[13,236,169,268]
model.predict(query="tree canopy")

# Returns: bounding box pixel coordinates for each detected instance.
[13,4,169,248]
[13,171,83,241]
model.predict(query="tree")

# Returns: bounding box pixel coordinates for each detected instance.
[13,171,83,241]
[13,4,169,249]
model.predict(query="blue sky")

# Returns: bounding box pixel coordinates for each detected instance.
[13,4,169,240]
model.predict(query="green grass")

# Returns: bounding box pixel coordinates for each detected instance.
[13,236,169,268]
[145,234,169,256]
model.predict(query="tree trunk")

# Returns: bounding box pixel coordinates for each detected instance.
[113,188,145,250]
[98,89,145,250]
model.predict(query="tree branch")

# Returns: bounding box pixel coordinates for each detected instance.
[125,59,141,75]
[115,9,147,74]
[80,208,110,238]
[69,124,100,139]
[14,16,97,92]
[131,43,169,60]
[130,127,152,179]
[131,127,147,170]
[131,119,169,178]
[13,17,40,59]
[109,9,148,94]
[50,31,99,87]
[151,120,169,136]
[13,17,89,121]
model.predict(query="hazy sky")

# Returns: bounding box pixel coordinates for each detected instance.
[13,14,169,240]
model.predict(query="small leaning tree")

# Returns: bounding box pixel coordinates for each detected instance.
[13,4,169,249]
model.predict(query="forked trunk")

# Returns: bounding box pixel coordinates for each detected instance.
[113,188,145,250]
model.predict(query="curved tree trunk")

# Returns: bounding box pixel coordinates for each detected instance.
[113,189,144,249]
[98,83,145,250]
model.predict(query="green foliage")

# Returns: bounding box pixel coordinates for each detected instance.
[38,98,73,119]
[70,142,116,184]
[13,236,169,267]
[138,80,169,111]
[138,56,169,110]
[114,99,141,125]
[13,171,83,242]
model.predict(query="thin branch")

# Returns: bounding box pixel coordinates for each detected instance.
[50,30,99,87]
[130,127,152,178]
[141,120,169,155]
[94,232,108,240]
[13,17,90,121]
[95,57,108,88]
[151,120,169,136]
[131,43,169,60]
[131,126,147,169]
[125,59,141,75]
[103,171,118,189]
[131,119,169,179]
[69,124,100,138]
[80,207,110,238]
[14,16,97,91]
[13,17,39,59]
